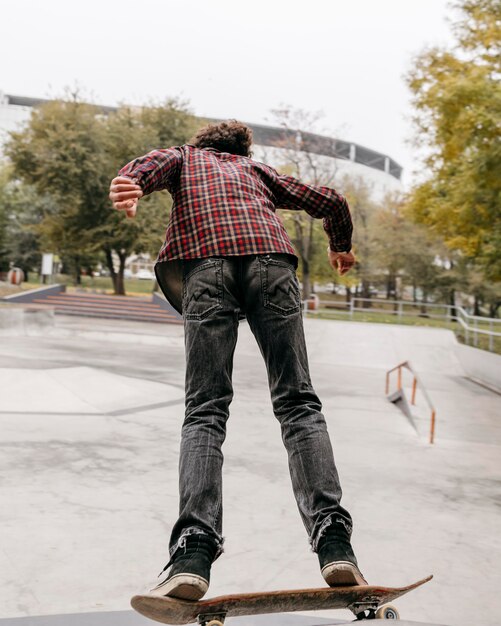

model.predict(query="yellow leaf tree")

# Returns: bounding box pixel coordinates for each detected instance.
[405,0,501,284]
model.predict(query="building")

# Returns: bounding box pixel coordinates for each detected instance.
[0,91,402,200]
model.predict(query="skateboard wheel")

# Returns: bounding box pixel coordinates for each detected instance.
[205,620,224,626]
[375,604,400,619]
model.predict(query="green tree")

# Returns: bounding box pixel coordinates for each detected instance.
[6,97,111,285]
[341,176,380,305]
[0,167,9,273]
[372,193,446,308]
[0,165,50,279]
[5,93,198,294]
[405,0,501,285]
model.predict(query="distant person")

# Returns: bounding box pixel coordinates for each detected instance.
[109,120,364,600]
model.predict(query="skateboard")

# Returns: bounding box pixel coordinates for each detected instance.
[131,575,432,624]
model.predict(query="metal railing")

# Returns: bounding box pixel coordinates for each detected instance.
[303,296,501,352]
[386,361,437,444]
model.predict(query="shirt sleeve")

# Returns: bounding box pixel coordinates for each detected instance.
[265,170,353,253]
[118,147,183,195]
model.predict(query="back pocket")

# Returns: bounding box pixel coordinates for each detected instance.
[260,257,301,316]
[182,259,223,320]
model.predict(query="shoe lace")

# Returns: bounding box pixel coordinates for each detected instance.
[158,535,193,576]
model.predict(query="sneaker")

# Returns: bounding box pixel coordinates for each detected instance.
[148,534,218,600]
[317,524,367,586]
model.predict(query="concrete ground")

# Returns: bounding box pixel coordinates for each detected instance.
[1,315,500,625]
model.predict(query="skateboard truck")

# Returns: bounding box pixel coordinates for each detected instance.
[348,598,379,620]
[197,612,226,626]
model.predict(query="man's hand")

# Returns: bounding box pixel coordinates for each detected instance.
[328,247,356,276]
[109,176,143,218]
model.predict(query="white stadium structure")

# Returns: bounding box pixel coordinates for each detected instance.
[0,91,402,199]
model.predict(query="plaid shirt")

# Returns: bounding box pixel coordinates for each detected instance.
[119,145,353,262]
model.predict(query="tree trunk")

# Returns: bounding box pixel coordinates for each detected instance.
[489,301,500,318]
[420,291,428,316]
[115,252,127,296]
[473,294,481,316]
[386,274,392,300]
[104,248,125,296]
[386,271,397,303]
[361,278,371,308]
[105,247,116,285]
[449,289,456,319]
[302,258,311,301]
[73,258,81,286]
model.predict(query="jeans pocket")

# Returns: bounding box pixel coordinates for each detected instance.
[182,259,223,320]
[260,257,301,316]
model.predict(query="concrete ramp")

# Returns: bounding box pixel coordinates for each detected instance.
[1,366,182,415]
[0,321,498,626]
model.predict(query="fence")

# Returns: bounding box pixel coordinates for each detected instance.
[303,296,501,353]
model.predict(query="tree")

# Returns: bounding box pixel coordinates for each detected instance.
[405,0,501,286]
[264,107,343,299]
[340,176,380,305]
[0,167,10,273]
[6,96,112,285]
[5,93,198,293]
[0,165,50,279]
[372,192,446,310]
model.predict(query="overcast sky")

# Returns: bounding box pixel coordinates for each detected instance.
[3,0,457,188]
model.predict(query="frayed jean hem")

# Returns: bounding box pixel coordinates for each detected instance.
[310,516,353,553]
[167,526,224,564]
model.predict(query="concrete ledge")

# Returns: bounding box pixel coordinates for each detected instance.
[455,343,501,394]
[2,283,65,303]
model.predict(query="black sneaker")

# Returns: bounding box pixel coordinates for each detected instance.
[317,524,367,586]
[149,534,218,600]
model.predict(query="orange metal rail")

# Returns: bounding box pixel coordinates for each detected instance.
[385,360,437,444]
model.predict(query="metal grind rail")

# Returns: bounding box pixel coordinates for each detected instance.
[385,360,437,444]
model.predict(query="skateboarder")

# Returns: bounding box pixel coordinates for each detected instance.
[109,120,366,601]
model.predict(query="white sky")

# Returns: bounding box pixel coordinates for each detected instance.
[2,0,457,188]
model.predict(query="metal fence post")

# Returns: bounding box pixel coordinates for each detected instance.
[430,410,436,445]
[411,377,417,405]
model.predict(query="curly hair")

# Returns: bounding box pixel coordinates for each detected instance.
[191,120,253,157]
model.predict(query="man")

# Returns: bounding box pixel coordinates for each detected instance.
[109,120,365,601]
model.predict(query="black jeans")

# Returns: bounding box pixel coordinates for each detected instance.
[168,254,352,561]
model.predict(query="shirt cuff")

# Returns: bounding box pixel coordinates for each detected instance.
[329,241,352,253]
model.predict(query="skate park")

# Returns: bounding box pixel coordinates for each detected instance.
[1,308,500,626]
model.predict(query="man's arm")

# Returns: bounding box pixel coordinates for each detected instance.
[109,147,183,218]
[118,147,183,195]
[266,170,353,253]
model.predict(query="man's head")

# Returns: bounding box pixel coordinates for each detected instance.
[191,120,253,157]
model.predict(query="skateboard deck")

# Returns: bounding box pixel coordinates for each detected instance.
[131,575,432,624]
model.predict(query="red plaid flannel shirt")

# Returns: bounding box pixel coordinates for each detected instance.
[119,145,353,262]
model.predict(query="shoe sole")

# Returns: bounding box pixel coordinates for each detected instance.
[149,573,209,600]
[322,561,368,586]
